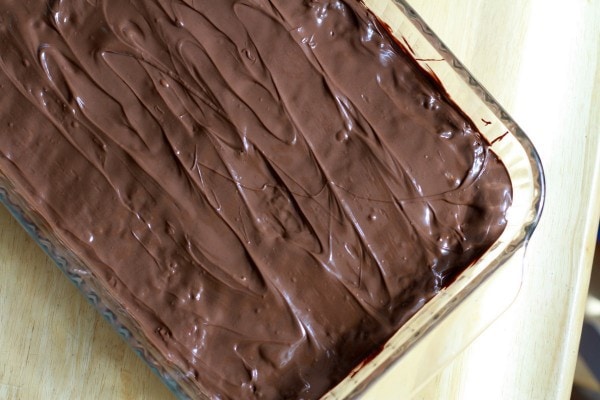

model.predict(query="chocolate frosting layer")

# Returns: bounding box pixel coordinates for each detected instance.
[0,0,511,398]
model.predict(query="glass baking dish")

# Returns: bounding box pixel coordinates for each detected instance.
[0,0,544,398]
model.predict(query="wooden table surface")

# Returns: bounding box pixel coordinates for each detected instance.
[1,0,599,399]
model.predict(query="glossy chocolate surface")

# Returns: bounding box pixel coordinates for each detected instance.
[0,0,511,398]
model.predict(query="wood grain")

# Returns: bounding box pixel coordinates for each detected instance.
[407,0,600,399]
[0,0,598,399]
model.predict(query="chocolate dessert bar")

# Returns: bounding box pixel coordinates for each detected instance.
[0,0,511,398]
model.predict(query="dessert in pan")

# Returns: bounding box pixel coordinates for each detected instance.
[0,0,513,399]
